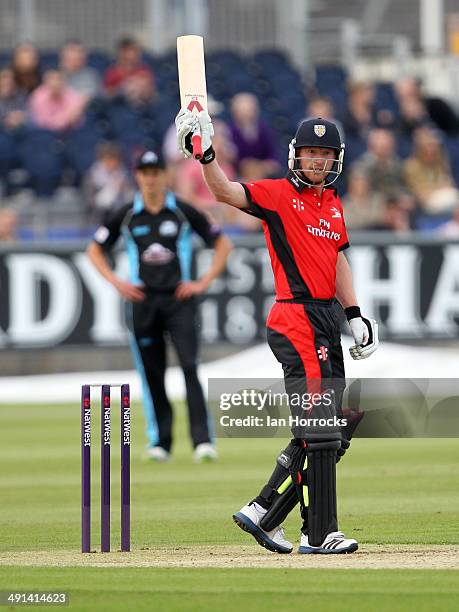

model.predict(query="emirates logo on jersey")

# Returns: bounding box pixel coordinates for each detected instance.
[306,220,341,241]
[317,346,328,361]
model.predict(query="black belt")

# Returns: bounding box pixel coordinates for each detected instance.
[276,297,336,305]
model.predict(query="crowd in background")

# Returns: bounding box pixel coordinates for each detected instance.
[1,36,459,241]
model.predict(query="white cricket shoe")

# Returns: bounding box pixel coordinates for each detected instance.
[193,443,218,463]
[233,502,293,554]
[146,446,171,462]
[298,530,358,554]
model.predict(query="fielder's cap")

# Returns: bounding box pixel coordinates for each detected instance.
[135,150,166,170]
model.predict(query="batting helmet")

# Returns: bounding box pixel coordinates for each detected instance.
[288,117,345,187]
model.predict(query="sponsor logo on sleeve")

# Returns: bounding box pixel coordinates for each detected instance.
[94,226,110,244]
[330,206,342,219]
[159,220,178,237]
[132,224,151,237]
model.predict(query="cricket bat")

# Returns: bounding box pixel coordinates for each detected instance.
[177,35,208,160]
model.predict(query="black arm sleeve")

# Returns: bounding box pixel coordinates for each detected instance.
[92,204,132,251]
[177,200,222,247]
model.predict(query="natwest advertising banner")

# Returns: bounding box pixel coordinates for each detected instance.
[0,234,458,348]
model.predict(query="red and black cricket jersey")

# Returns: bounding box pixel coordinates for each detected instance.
[242,172,349,300]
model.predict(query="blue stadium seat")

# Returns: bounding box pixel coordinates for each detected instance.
[270,71,303,94]
[253,49,290,72]
[226,72,256,95]
[39,50,59,72]
[315,66,348,90]
[374,82,399,118]
[396,136,413,160]
[276,91,306,116]
[19,129,64,196]
[0,130,15,178]
[64,125,106,184]
[444,136,459,187]
[142,52,161,73]
[207,77,229,99]
[0,52,11,68]
[315,65,348,114]
[210,50,244,68]
[87,50,111,75]
[415,214,452,231]
[344,136,367,165]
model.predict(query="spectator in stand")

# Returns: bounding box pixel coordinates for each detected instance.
[394,77,430,138]
[367,195,412,233]
[438,205,459,238]
[176,120,260,232]
[60,40,101,100]
[84,142,134,222]
[403,126,459,216]
[395,77,459,137]
[341,167,384,230]
[341,80,376,141]
[353,128,407,198]
[305,96,345,144]
[104,36,154,97]
[0,207,19,242]
[10,42,41,94]
[29,69,87,131]
[306,95,335,121]
[0,68,28,130]
[228,92,280,180]
[120,70,155,109]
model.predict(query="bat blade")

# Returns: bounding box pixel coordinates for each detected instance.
[177,35,208,160]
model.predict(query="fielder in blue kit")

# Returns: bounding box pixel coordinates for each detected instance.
[87,151,232,462]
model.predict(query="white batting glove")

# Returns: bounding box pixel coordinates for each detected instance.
[197,110,214,155]
[345,307,379,360]
[175,108,199,158]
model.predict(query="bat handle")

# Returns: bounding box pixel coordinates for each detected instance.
[192,134,203,160]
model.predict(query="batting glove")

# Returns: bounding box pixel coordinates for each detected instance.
[175,108,199,158]
[345,306,379,360]
[197,110,215,163]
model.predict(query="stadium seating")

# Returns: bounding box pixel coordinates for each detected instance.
[18,129,64,196]
[444,136,459,187]
[64,125,106,185]
[1,46,457,204]
[0,130,15,183]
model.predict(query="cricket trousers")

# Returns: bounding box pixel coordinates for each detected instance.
[266,298,345,395]
[127,293,211,452]
[253,298,346,533]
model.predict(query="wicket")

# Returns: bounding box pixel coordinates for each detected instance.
[81,383,131,553]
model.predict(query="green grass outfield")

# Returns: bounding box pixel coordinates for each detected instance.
[0,400,458,611]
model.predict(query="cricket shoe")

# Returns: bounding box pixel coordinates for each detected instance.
[146,446,171,462]
[298,530,358,554]
[233,502,293,554]
[193,443,218,463]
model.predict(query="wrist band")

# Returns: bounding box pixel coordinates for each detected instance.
[344,306,361,321]
[199,146,216,164]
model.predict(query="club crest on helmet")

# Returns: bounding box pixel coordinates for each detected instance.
[314,124,326,137]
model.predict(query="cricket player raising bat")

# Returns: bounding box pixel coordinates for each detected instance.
[175,52,379,553]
